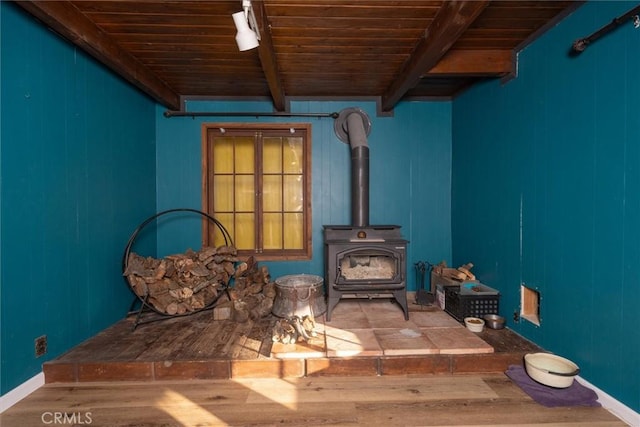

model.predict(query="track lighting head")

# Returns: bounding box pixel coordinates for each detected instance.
[232,0,260,51]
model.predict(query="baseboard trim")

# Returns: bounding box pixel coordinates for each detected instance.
[0,372,44,413]
[576,376,639,426]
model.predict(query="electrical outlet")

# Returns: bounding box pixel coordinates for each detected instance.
[35,335,47,357]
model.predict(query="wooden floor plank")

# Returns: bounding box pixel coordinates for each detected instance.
[233,316,275,359]
[355,400,626,426]
[55,319,139,362]
[136,316,210,361]
[220,319,257,356]
[3,381,252,411]
[242,375,498,404]
[203,318,251,358]
[481,374,531,399]
[1,375,627,427]
[2,402,361,427]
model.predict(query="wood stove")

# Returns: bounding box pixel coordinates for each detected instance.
[324,225,409,320]
[324,108,409,321]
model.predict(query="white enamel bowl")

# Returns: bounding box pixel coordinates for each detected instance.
[524,353,580,388]
[464,317,485,332]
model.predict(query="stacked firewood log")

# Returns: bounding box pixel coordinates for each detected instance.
[124,245,239,315]
[125,246,279,322]
[432,261,476,281]
[223,256,276,323]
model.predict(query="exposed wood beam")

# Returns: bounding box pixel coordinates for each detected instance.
[428,49,513,76]
[381,0,490,112]
[14,1,181,110]
[253,1,286,112]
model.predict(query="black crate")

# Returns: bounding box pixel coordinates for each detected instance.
[444,287,500,322]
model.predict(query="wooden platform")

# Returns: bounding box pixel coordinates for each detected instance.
[43,299,543,383]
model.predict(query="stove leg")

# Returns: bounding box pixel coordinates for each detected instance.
[325,291,342,321]
[393,289,410,320]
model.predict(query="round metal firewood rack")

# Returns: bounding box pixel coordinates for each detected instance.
[122,208,234,329]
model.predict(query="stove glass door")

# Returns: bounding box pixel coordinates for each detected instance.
[336,246,402,284]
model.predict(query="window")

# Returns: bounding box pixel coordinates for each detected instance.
[202,123,312,260]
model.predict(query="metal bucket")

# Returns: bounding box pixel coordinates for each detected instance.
[272,274,327,318]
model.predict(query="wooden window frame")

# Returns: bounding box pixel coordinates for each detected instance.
[201,123,312,261]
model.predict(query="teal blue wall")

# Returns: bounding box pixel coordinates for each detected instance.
[452,1,640,413]
[12,0,638,416]
[0,3,157,395]
[155,100,452,285]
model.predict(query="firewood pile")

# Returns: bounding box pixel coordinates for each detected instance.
[225,262,322,343]
[124,245,238,315]
[271,315,318,344]
[221,256,277,323]
[124,243,323,345]
[432,261,476,281]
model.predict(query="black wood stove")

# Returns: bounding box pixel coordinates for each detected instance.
[324,108,409,321]
[324,224,408,320]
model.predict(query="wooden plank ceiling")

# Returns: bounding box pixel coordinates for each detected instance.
[15,1,580,113]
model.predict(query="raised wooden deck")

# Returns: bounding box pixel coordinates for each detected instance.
[43,299,542,383]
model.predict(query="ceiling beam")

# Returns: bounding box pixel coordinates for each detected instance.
[427,49,513,76]
[253,1,286,112]
[14,1,181,110]
[381,0,490,112]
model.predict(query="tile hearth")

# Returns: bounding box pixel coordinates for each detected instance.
[270,298,493,359]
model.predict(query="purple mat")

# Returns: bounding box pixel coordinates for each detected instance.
[505,365,600,407]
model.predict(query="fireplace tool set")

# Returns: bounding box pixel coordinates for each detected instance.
[414,261,435,306]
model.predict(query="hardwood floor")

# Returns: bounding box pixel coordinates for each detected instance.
[1,375,628,426]
[3,299,629,426]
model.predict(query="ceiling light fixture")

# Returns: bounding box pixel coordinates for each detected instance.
[232,0,260,51]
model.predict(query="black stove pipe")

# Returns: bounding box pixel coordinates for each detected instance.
[345,112,370,227]
[334,107,372,228]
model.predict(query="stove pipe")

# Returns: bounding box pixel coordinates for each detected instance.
[334,108,372,228]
